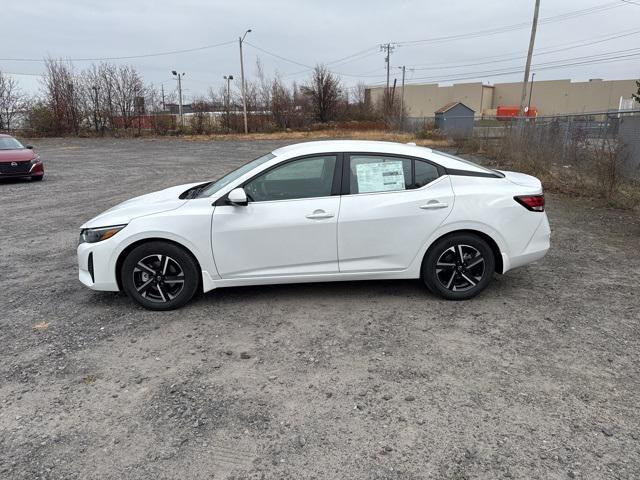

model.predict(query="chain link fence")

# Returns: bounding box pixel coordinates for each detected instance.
[404,110,640,180]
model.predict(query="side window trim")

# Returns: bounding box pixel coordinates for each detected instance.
[342,152,444,195]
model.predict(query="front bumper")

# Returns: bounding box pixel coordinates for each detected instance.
[0,161,43,178]
[77,239,120,291]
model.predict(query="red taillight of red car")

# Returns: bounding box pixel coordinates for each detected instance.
[514,194,545,212]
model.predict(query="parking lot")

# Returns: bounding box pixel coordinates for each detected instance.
[1,137,639,479]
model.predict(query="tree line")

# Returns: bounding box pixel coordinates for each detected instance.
[0,59,397,136]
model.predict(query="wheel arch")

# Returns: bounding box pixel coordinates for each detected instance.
[422,229,504,275]
[115,237,203,292]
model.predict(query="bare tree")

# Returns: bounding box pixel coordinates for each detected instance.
[255,59,271,112]
[0,71,25,131]
[301,65,341,122]
[346,82,376,121]
[270,76,294,129]
[41,58,81,135]
[111,65,145,129]
[210,85,232,132]
[190,97,214,134]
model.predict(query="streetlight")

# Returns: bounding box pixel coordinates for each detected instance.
[223,75,234,131]
[239,29,252,134]
[223,75,234,108]
[172,70,186,128]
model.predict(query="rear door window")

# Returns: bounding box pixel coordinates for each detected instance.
[414,160,440,188]
[349,155,412,194]
[347,154,441,194]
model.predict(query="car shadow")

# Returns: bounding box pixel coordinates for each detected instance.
[200,279,431,304]
[0,177,40,185]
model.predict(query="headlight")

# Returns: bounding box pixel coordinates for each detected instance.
[29,155,40,165]
[79,225,126,244]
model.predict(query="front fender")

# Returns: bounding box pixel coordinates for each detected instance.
[108,201,220,289]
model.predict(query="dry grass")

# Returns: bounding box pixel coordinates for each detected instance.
[454,127,640,210]
[183,129,452,148]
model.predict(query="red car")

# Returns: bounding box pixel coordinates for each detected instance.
[0,134,44,181]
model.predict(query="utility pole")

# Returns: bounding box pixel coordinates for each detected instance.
[527,72,535,113]
[519,0,541,117]
[172,70,185,128]
[399,66,406,129]
[380,43,396,111]
[239,29,252,134]
[161,84,165,111]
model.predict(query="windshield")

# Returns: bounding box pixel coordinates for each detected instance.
[197,152,276,198]
[0,137,25,150]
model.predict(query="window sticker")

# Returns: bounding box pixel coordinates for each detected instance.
[355,161,406,193]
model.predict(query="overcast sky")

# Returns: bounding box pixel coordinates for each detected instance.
[2,0,639,101]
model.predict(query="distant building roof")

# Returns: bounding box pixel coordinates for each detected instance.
[435,101,475,114]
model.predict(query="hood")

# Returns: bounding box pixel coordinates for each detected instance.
[0,149,36,163]
[81,182,202,229]
[499,170,542,190]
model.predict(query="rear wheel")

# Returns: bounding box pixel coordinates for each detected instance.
[121,241,199,310]
[422,233,495,300]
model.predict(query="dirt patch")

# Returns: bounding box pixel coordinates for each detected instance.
[1,137,639,479]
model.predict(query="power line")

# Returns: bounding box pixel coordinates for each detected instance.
[401,28,640,72]
[245,1,639,80]
[367,50,640,86]
[0,40,236,63]
[393,1,626,46]
[243,41,313,69]
[337,27,640,79]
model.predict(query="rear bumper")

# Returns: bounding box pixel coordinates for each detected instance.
[503,213,551,272]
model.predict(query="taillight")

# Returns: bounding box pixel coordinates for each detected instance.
[514,194,545,212]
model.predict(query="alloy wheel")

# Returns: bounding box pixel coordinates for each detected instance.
[132,254,185,303]
[435,244,485,292]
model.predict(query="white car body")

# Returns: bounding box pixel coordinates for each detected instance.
[78,140,550,298]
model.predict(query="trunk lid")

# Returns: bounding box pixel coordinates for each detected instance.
[499,170,542,190]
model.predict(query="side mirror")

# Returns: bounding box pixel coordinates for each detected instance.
[227,187,248,206]
[25,145,34,150]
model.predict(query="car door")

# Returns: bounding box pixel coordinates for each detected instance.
[337,153,454,272]
[212,154,341,278]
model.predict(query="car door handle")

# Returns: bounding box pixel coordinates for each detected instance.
[420,201,449,210]
[305,210,334,219]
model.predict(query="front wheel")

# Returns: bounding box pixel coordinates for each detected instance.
[422,233,495,300]
[121,241,200,310]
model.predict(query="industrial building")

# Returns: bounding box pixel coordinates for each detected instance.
[366,78,637,117]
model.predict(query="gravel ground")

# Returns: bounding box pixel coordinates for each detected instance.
[1,137,639,480]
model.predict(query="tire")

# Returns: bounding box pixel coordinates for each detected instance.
[422,233,495,300]
[32,175,43,181]
[121,241,200,311]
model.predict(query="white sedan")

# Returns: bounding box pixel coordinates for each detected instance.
[77,140,550,310]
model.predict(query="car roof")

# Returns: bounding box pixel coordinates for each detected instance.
[271,140,488,173]
[272,140,433,158]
